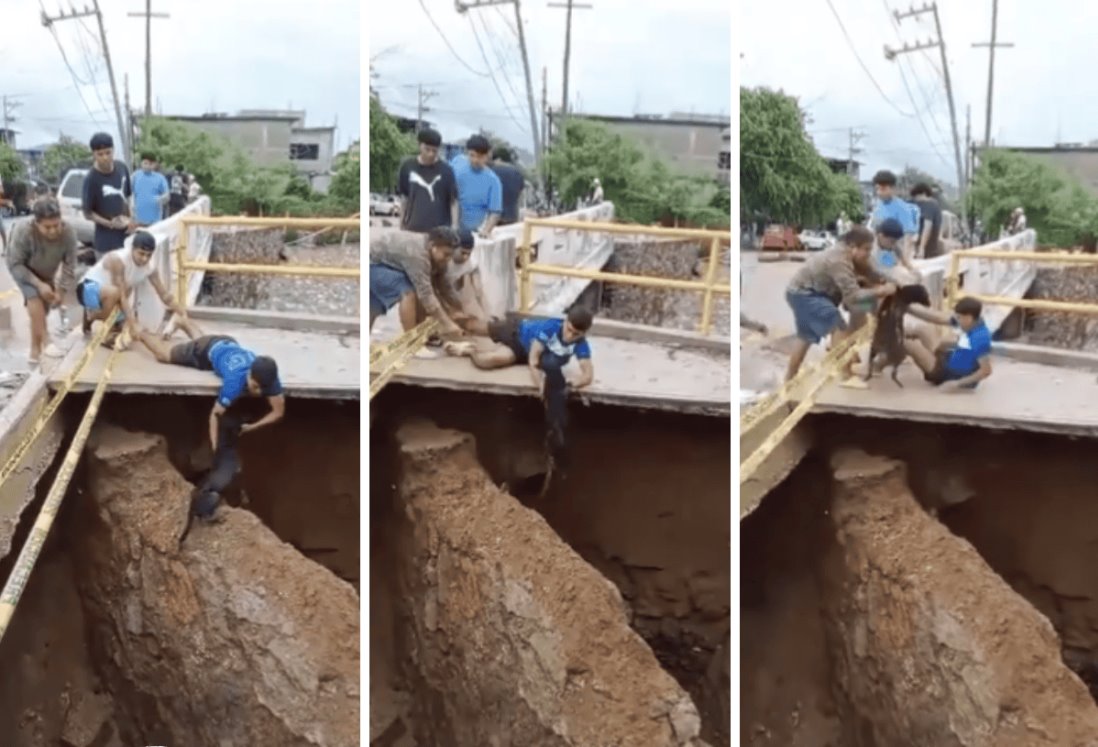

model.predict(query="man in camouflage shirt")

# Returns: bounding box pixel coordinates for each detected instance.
[784,225,897,385]
[369,226,464,337]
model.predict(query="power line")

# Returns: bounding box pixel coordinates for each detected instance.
[881,0,948,142]
[467,13,527,132]
[823,0,913,118]
[417,0,492,78]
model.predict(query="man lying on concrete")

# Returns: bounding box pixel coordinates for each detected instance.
[784,225,897,386]
[5,198,77,364]
[135,318,285,449]
[449,306,595,391]
[442,228,494,336]
[902,296,993,390]
[369,226,465,339]
[76,230,185,346]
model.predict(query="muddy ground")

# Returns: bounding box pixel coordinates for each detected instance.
[743,414,1098,746]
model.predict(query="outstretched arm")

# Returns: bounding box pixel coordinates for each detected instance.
[243,395,285,433]
[574,358,594,389]
[107,256,137,332]
[209,402,225,450]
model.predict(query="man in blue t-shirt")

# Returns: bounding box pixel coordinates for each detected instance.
[870,170,920,277]
[451,306,596,391]
[136,318,285,448]
[133,153,170,227]
[903,296,993,389]
[451,135,503,238]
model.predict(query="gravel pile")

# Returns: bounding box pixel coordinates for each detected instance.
[1023,265,1098,350]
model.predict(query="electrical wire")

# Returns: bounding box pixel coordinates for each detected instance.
[417,0,492,78]
[823,0,914,118]
[467,12,528,133]
[881,0,948,142]
[476,12,525,110]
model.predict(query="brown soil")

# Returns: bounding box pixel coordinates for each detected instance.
[0,393,360,746]
[743,415,1098,746]
[371,386,730,745]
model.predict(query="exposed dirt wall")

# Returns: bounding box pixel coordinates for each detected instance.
[380,419,707,746]
[72,425,360,747]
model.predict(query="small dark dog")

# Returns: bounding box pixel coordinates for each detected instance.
[179,412,248,546]
[864,284,931,388]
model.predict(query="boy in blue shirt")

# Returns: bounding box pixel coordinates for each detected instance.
[133,153,169,227]
[871,170,920,276]
[452,306,595,391]
[904,296,993,389]
[136,319,285,448]
[451,135,503,238]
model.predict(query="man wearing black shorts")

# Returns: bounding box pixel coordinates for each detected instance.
[136,317,284,449]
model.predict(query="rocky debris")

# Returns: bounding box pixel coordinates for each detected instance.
[823,449,1098,747]
[386,418,708,747]
[1025,265,1098,350]
[200,227,284,308]
[600,238,731,337]
[73,425,359,747]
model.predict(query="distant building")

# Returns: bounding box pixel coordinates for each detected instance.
[566,112,732,182]
[825,157,861,182]
[166,109,337,192]
[986,144,1098,197]
[0,128,16,147]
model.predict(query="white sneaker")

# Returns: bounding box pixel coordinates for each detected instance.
[413,347,441,360]
[42,343,64,358]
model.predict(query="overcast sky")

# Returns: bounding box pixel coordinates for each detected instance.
[742,0,1089,186]
[369,0,731,153]
[2,0,359,155]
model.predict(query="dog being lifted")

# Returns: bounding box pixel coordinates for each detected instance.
[179,411,248,546]
[864,284,932,388]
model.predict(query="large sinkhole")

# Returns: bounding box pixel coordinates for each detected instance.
[0,393,360,747]
[742,414,1098,747]
[370,385,731,747]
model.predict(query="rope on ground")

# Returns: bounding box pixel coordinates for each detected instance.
[740,324,871,435]
[0,310,120,491]
[0,328,125,642]
[368,319,438,400]
[740,329,867,485]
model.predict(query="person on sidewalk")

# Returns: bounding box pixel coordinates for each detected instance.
[397,128,459,233]
[76,230,184,344]
[489,146,526,227]
[81,132,134,257]
[369,226,464,339]
[784,225,897,386]
[4,198,77,365]
[133,152,170,227]
[135,316,284,450]
[451,135,502,238]
[902,296,993,390]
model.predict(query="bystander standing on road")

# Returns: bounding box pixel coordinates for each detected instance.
[82,132,134,257]
[397,128,459,233]
[910,183,943,259]
[133,152,170,228]
[489,146,526,227]
[870,170,918,271]
[168,164,188,216]
[451,135,502,238]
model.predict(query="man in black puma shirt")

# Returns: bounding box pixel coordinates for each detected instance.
[397,128,459,233]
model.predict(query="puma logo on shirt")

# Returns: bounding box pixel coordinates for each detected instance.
[103,183,127,198]
[409,171,442,202]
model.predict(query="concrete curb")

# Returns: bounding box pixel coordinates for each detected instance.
[993,342,1098,373]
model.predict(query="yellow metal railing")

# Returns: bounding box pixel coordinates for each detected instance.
[518,218,732,335]
[368,319,438,401]
[175,215,361,311]
[947,248,1098,314]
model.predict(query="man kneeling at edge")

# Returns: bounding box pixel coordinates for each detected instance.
[902,296,992,390]
[135,318,285,449]
[369,226,464,338]
[784,225,897,386]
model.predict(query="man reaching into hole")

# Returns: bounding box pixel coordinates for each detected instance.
[135,320,285,450]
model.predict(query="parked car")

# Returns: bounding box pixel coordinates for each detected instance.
[57,169,95,246]
[370,193,401,217]
[760,224,802,252]
[798,229,835,251]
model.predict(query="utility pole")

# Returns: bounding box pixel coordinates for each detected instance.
[972,0,1013,146]
[540,66,548,157]
[455,0,543,178]
[415,84,437,132]
[964,104,971,190]
[127,0,170,119]
[547,0,593,115]
[1,96,23,146]
[42,3,129,162]
[886,2,965,226]
[848,128,865,173]
[124,73,135,167]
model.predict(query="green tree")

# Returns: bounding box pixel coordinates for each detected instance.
[0,141,26,186]
[740,86,845,227]
[328,141,360,211]
[369,97,415,193]
[41,136,92,184]
[968,149,1098,247]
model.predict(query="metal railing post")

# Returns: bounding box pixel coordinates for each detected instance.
[520,221,534,312]
[947,250,962,309]
[699,236,721,335]
[176,219,189,312]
